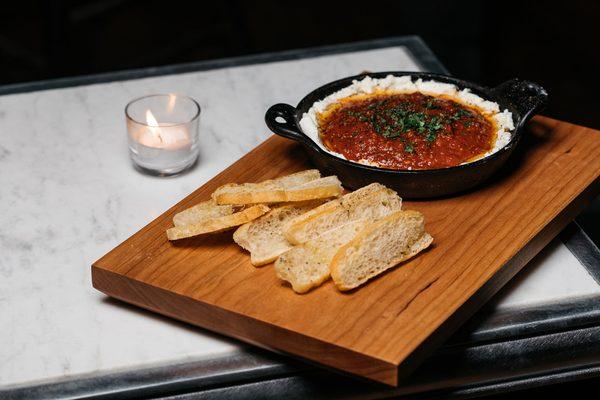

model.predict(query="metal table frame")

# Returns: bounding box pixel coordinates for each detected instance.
[2,35,599,399]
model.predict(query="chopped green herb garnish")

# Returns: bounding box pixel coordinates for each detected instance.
[425,116,444,132]
[404,112,427,133]
[425,99,440,109]
[345,109,370,122]
[343,98,478,145]
[450,108,472,121]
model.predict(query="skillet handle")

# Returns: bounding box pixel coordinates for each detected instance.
[265,103,311,145]
[491,79,548,122]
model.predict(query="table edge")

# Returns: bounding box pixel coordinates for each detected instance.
[0,35,448,97]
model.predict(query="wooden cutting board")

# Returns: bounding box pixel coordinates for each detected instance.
[92,117,600,386]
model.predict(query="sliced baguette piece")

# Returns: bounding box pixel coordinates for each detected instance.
[167,204,269,240]
[233,201,323,266]
[282,176,343,202]
[211,169,321,205]
[275,220,365,294]
[173,199,235,227]
[213,175,343,205]
[284,182,402,245]
[330,210,433,291]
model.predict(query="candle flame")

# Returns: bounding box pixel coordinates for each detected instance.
[145,109,163,144]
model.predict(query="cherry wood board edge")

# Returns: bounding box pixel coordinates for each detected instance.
[92,117,600,386]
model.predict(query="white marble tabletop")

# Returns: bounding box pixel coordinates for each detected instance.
[1,45,598,389]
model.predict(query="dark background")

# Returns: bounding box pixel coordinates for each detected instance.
[2,0,599,397]
[1,0,599,128]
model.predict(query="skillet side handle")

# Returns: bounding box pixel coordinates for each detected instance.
[265,103,310,145]
[492,79,548,123]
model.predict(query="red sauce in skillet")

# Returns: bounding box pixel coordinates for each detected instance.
[318,92,496,170]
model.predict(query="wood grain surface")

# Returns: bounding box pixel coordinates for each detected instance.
[92,117,600,386]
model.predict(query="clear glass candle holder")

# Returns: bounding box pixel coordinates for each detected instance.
[126,94,200,176]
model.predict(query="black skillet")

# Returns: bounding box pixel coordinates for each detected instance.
[265,72,547,198]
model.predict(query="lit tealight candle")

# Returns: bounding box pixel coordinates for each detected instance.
[136,109,191,150]
[126,94,200,176]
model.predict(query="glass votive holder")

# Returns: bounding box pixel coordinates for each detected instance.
[126,94,200,176]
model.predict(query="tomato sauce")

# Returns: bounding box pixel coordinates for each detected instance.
[318,92,496,170]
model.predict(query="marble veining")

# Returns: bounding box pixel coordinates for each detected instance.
[0,46,598,388]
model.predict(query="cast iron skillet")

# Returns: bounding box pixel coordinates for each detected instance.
[265,72,548,198]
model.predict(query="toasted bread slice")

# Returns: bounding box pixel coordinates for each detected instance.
[213,174,342,205]
[173,199,235,227]
[233,201,322,266]
[166,204,269,240]
[275,221,365,293]
[211,169,321,205]
[330,210,433,291]
[284,182,402,245]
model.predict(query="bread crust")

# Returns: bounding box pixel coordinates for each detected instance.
[284,183,401,245]
[211,169,330,205]
[275,221,365,293]
[212,175,342,205]
[330,210,432,291]
[233,202,321,266]
[214,183,342,205]
[173,199,234,227]
[167,204,270,240]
